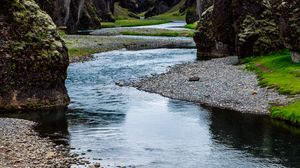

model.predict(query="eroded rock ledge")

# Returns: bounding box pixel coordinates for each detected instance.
[0,0,69,110]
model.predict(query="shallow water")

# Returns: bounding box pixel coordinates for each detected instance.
[66,48,300,168]
[2,49,300,168]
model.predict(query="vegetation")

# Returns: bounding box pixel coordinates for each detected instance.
[149,0,186,21]
[244,50,300,124]
[68,48,99,58]
[101,19,169,28]
[272,101,300,124]
[184,21,198,29]
[114,2,139,20]
[121,30,194,37]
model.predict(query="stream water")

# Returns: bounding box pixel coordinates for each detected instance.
[1,22,300,167]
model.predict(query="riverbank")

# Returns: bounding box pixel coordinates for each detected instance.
[132,56,293,114]
[0,118,102,167]
[244,50,300,124]
[65,35,195,62]
[0,118,74,167]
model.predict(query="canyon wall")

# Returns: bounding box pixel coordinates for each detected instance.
[0,0,69,110]
[194,0,285,60]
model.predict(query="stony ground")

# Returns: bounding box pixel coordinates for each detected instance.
[90,27,193,36]
[65,35,195,62]
[132,57,292,114]
[0,118,101,168]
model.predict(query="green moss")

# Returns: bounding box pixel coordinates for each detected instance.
[101,19,169,28]
[184,21,198,30]
[244,50,300,125]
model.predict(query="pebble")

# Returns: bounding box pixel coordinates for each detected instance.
[133,56,293,114]
[0,118,94,167]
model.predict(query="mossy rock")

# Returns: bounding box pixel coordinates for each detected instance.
[0,0,69,110]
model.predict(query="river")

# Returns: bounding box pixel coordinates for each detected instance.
[2,23,300,168]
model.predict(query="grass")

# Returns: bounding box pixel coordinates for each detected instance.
[272,101,300,125]
[121,30,194,37]
[101,19,169,28]
[184,21,198,30]
[244,50,300,124]
[68,48,99,58]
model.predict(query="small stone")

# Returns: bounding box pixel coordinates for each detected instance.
[94,163,101,167]
[188,76,200,81]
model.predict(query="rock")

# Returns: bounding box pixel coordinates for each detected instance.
[45,152,55,159]
[188,76,200,81]
[193,0,284,60]
[0,0,69,110]
[145,0,181,18]
[94,163,101,167]
[35,0,115,33]
[270,0,300,63]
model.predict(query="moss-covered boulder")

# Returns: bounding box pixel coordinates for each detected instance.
[193,6,219,59]
[233,0,283,58]
[194,0,284,60]
[270,0,300,63]
[0,0,69,110]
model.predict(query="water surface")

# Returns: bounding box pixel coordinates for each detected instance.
[2,48,300,168]
[65,49,300,168]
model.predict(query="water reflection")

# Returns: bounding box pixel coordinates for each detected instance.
[0,108,69,145]
[209,108,300,168]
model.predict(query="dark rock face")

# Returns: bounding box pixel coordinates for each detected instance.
[35,0,115,33]
[270,0,300,63]
[66,0,102,33]
[0,0,69,110]
[145,0,181,18]
[194,0,284,60]
[232,0,283,58]
[180,0,199,24]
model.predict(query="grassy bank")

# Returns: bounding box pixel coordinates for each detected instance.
[101,19,169,28]
[244,50,300,124]
[184,22,198,30]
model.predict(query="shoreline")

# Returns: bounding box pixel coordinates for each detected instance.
[65,35,195,63]
[131,56,293,114]
[0,118,75,167]
[0,118,100,167]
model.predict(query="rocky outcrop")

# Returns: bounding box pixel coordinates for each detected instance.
[145,0,181,18]
[270,0,300,63]
[35,0,115,33]
[66,0,102,33]
[194,0,284,60]
[180,0,199,24]
[0,0,69,110]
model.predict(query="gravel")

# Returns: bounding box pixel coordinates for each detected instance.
[132,56,292,114]
[0,118,101,168]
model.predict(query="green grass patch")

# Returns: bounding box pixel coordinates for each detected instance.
[244,50,300,95]
[58,30,67,38]
[121,30,194,37]
[184,21,198,30]
[244,50,300,125]
[272,100,300,124]
[101,19,169,28]
[68,48,99,58]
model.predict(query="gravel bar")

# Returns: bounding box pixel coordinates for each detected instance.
[0,118,100,168]
[132,56,291,114]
